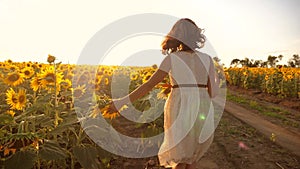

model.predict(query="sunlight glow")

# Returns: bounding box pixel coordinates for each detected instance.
[0,0,299,66]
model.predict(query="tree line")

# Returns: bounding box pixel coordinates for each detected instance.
[230,54,300,68]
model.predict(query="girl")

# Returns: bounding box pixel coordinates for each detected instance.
[108,18,218,169]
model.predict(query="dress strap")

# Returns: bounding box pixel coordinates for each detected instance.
[171,84,208,88]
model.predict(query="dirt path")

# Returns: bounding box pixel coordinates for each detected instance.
[108,99,300,169]
[203,112,300,169]
[227,86,300,134]
[225,100,300,157]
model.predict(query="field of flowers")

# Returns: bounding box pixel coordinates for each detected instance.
[225,67,300,98]
[0,55,169,169]
[2,55,299,168]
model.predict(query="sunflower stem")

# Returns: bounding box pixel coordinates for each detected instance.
[53,60,60,128]
[54,61,58,108]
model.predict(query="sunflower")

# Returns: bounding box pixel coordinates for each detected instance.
[47,54,56,64]
[108,71,113,76]
[26,62,33,68]
[95,75,103,85]
[6,59,13,64]
[4,65,19,72]
[72,84,86,98]
[64,72,74,81]
[76,71,90,85]
[30,76,42,91]
[100,104,128,119]
[61,79,72,90]
[37,64,43,69]
[142,72,152,83]
[130,72,139,81]
[103,69,109,76]
[104,78,109,85]
[6,88,18,110]
[89,106,101,118]
[15,89,26,110]
[21,67,35,79]
[4,71,24,86]
[6,110,16,117]
[97,71,103,76]
[39,67,63,90]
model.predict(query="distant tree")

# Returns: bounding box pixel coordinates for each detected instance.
[261,61,268,67]
[266,55,284,68]
[240,57,250,67]
[239,57,259,67]
[267,55,278,67]
[288,54,300,67]
[229,54,299,68]
[295,54,300,67]
[231,57,257,67]
[230,58,240,67]
[288,60,296,67]
[278,54,284,61]
[253,60,263,67]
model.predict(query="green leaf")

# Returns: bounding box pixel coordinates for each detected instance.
[49,115,78,135]
[73,145,102,169]
[0,114,14,125]
[38,116,54,128]
[39,140,67,160]
[5,150,36,169]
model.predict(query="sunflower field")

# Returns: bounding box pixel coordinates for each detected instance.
[225,67,300,98]
[0,55,170,169]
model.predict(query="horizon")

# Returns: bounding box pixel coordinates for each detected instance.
[1,52,298,68]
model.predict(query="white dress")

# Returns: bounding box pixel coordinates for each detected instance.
[158,51,216,168]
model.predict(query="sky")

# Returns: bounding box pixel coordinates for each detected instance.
[0,0,299,67]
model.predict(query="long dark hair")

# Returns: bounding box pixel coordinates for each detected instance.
[161,18,206,54]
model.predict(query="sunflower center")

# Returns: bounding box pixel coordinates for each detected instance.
[45,73,55,83]
[10,67,16,71]
[8,73,20,82]
[73,89,83,98]
[24,70,30,76]
[18,95,26,103]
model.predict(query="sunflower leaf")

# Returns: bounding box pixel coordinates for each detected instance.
[0,113,14,125]
[73,145,102,169]
[39,140,67,160]
[5,150,36,169]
